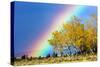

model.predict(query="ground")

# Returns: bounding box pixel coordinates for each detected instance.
[13,54,97,66]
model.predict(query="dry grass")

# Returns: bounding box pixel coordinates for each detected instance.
[14,54,97,66]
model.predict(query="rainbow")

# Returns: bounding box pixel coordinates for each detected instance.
[29,5,86,57]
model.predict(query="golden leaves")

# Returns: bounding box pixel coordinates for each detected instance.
[48,15,97,52]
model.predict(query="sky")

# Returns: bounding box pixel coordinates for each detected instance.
[13,1,97,57]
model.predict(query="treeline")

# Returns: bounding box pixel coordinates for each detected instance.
[14,53,58,61]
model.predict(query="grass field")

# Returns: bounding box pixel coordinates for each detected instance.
[14,54,97,66]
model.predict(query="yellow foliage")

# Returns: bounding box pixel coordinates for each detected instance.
[48,15,97,52]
